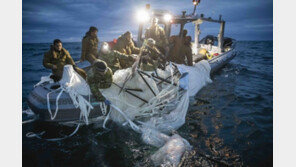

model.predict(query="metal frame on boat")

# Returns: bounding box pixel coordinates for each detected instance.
[136,3,237,72]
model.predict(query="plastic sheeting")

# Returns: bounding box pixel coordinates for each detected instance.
[100,60,212,166]
[42,60,212,166]
[59,65,93,124]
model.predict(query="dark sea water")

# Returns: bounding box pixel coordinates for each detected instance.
[22,41,273,166]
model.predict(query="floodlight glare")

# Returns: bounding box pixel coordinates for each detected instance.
[102,44,109,51]
[163,14,172,22]
[136,10,150,23]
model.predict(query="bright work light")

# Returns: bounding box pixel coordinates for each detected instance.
[163,14,172,22]
[136,9,150,23]
[102,43,109,51]
[101,42,109,54]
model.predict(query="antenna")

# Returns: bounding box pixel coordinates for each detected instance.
[192,0,201,15]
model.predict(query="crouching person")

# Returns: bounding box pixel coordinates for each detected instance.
[87,60,113,106]
[98,42,136,73]
[43,39,87,82]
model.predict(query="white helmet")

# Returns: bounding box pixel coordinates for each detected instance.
[147,38,156,47]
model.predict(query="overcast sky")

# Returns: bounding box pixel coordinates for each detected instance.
[23,0,273,43]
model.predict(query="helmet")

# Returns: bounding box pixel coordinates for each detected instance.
[147,38,156,47]
[93,60,107,72]
[89,26,98,32]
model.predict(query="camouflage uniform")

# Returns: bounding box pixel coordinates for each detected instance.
[98,50,134,72]
[180,44,193,66]
[113,35,140,55]
[86,64,113,101]
[140,45,165,71]
[43,46,87,81]
[168,36,193,66]
[145,25,169,53]
[81,33,99,64]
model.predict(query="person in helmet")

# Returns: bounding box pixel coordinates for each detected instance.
[80,26,99,64]
[144,17,169,54]
[113,31,140,56]
[86,60,113,102]
[140,38,166,71]
[98,42,136,72]
[43,39,87,82]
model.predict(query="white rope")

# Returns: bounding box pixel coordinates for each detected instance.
[46,87,63,120]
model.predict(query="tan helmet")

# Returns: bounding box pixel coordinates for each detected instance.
[147,38,156,47]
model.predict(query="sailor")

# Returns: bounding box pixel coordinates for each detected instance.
[168,29,188,58]
[87,60,113,102]
[144,17,169,54]
[168,30,193,66]
[98,42,136,72]
[113,31,140,55]
[80,26,99,64]
[167,35,183,63]
[43,39,87,82]
[141,38,166,71]
[180,36,193,66]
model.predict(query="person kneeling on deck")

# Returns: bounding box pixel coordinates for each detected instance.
[98,42,136,73]
[87,60,113,104]
[141,38,166,71]
[80,26,100,64]
[43,39,87,82]
[113,31,140,68]
[113,31,140,55]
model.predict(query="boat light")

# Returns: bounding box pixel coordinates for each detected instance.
[193,0,201,6]
[163,14,172,22]
[193,0,197,5]
[136,9,150,23]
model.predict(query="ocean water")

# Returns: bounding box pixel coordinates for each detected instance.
[22,41,273,166]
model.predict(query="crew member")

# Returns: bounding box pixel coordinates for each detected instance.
[113,31,140,55]
[181,36,193,66]
[168,29,193,65]
[99,42,136,72]
[144,18,169,54]
[87,60,113,102]
[141,38,166,71]
[80,26,99,64]
[43,39,86,82]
